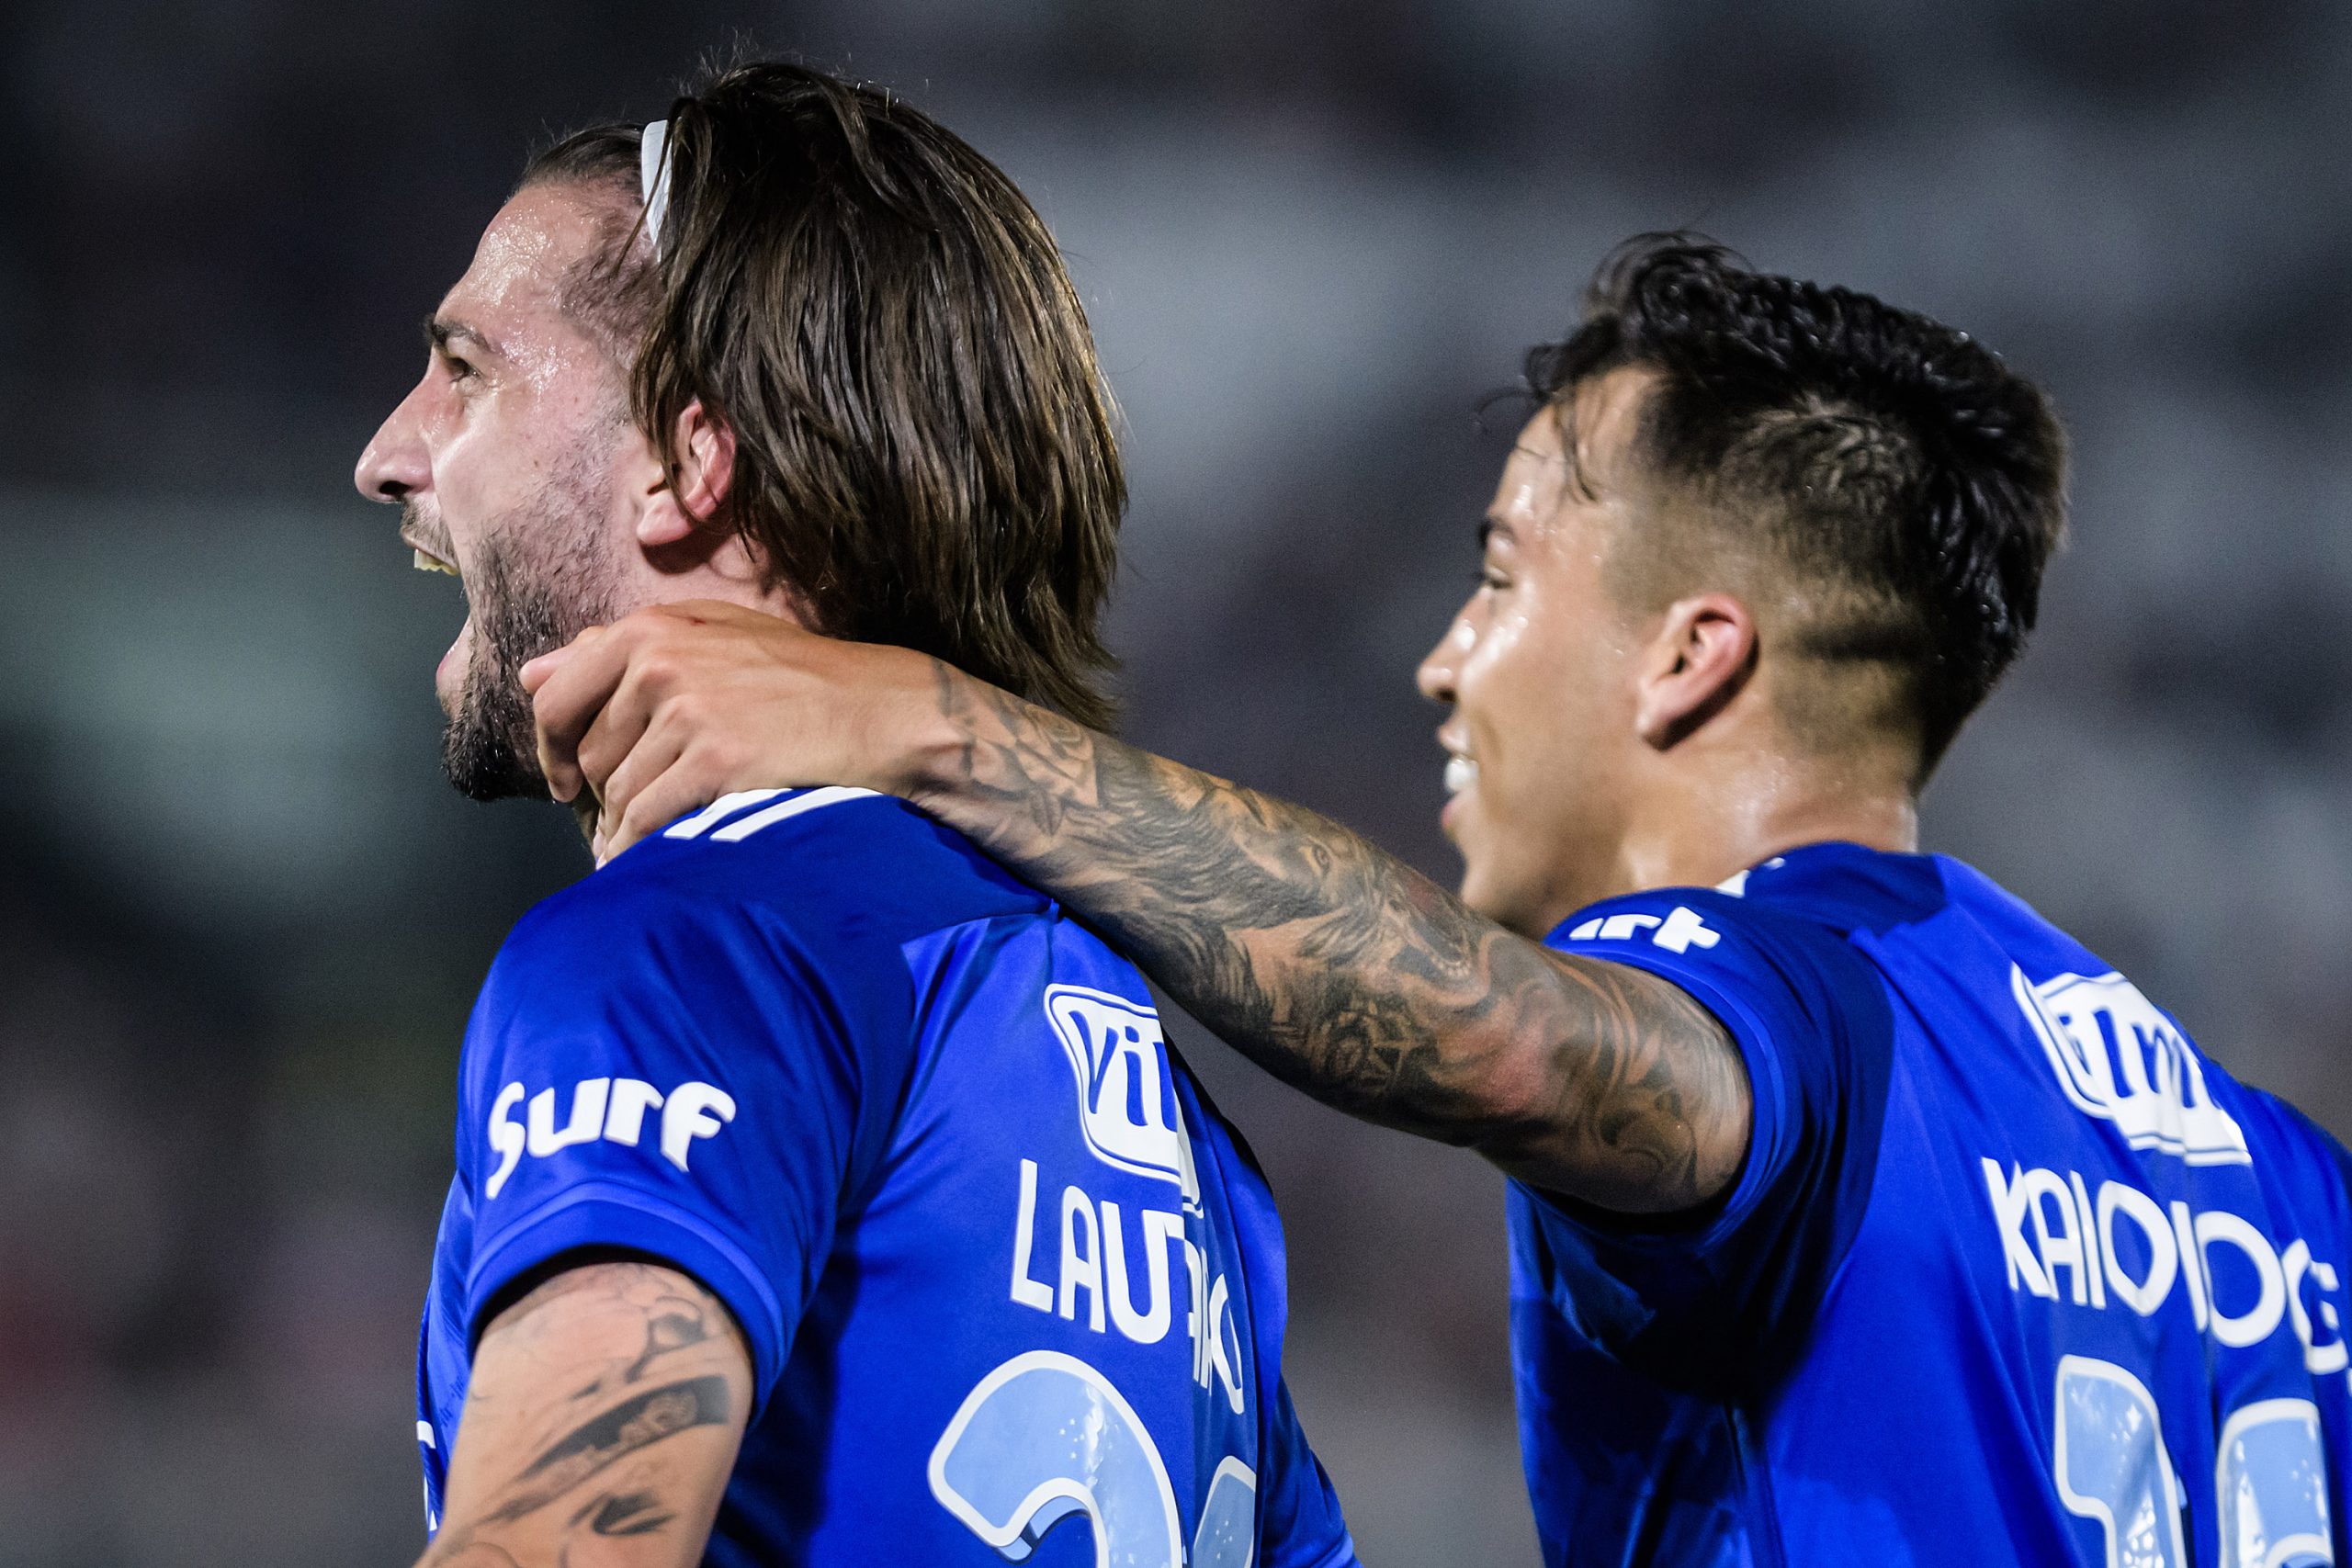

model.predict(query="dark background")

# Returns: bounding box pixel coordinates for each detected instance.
[4,2,2350,1562]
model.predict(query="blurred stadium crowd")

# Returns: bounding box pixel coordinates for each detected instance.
[2,1,2350,1562]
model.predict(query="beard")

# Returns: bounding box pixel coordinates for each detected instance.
[438,501,622,804]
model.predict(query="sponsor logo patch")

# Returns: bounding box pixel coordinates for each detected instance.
[2013,967,2249,1166]
[1565,904,1721,954]
[1044,985,1199,1203]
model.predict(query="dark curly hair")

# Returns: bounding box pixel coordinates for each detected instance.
[1528,234,2067,773]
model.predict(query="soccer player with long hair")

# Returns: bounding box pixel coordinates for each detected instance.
[356,60,1354,1568]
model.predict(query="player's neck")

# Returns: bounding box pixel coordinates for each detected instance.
[1606,747,1919,905]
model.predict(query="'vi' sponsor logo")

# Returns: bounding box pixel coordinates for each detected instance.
[2013,967,2249,1166]
[1044,985,1200,1205]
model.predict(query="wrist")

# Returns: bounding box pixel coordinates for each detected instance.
[891,656,983,813]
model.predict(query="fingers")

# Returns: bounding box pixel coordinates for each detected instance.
[534,601,856,834]
[567,666,663,806]
[518,640,575,695]
[594,713,691,849]
[603,750,731,861]
[530,623,630,803]
[534,604,808,804]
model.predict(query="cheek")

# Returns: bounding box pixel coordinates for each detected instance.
[1456,604,1524,711]
[1460,606,1621,798]
[435,397,571,565]
[1456,597,1563,759]
[426,420,499,546]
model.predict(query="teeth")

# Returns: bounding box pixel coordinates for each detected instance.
[413,548,458,576]
[1443,755,1476,796]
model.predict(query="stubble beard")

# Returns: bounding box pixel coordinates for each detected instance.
[439,489,623,804]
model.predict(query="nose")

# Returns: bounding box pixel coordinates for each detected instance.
[354,379,432,504]
[1418,614,1466,705]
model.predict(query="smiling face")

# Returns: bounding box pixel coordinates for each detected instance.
[354,183,648,799]
[1417,369,1662,936]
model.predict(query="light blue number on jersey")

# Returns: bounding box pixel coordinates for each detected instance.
[930,1349,1258,1568]
[2055,1357,2188,1567]
[2217,1399,2332,1568]
[2055,1355,2334,1567]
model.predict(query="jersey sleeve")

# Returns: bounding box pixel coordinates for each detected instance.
[1518,887,1894,1394]
[450,867,913,1414]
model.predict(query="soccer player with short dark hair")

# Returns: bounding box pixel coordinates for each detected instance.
[531,237,2352,1562]
[354,61,1355,1568]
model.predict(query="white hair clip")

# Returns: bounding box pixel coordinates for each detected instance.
[639,118,673,249]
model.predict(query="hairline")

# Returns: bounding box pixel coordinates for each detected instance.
[1547,364,1934,773]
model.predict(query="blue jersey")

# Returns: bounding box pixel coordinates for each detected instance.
[1515,840,2352,1567]
[417,787,1354,1568]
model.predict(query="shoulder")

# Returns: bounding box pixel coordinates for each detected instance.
[503,788,1046,978]
[1547,883,1897,1078]
[2213,1069,2352,1195]
[471,793,1048,1061]
[1552,885,1775,957]
[466,795,1008,1111]
[1548,883,1871,988]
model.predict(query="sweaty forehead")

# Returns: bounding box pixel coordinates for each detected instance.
[438,185,618,353]
[1502,368,1665,537]
[1493,411,1572,531]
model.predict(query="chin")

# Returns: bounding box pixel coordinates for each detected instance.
[1453,866,1510,926]
[1456,863,1558,941]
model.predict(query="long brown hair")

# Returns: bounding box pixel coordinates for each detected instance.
[522,62,1125,728]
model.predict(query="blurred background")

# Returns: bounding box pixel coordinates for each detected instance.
[2,1,2350,1562]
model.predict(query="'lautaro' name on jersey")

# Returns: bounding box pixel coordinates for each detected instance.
[1000,984,1249,1416]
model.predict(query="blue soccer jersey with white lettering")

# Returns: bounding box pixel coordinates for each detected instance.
[415,787,1355,1568]
[1514,840,2352,1567]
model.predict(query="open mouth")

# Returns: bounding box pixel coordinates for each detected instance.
[401,533,473,701]
[1443,751,1476,796]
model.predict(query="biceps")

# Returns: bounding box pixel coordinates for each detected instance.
[426,1259,753,1568]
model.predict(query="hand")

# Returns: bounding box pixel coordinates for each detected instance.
[523,602,946,861]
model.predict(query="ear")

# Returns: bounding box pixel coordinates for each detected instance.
[635,399,738,549]
[1634,592,1757,749]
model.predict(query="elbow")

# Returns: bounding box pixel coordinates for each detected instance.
[1464,1038,1755,1216]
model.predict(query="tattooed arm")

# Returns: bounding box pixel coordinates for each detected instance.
[526,604,1750,1213]
[419,1260,750,1568]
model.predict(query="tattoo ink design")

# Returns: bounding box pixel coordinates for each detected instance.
[420,1265,745,1568]
[623,1296,715,1383]
[917,663,1750,1212]
[483,1376,730,1526]
[573,1490,677,1538]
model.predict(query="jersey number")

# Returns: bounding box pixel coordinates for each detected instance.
[2054,1355,2333,1567]
[930,1350,1257,1568]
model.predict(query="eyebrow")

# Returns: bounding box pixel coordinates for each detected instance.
[422,315,506,361]
[1478,515,1510,547]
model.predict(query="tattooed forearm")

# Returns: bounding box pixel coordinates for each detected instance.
[416,1262,751,1568]
[912,663,1751,1212]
